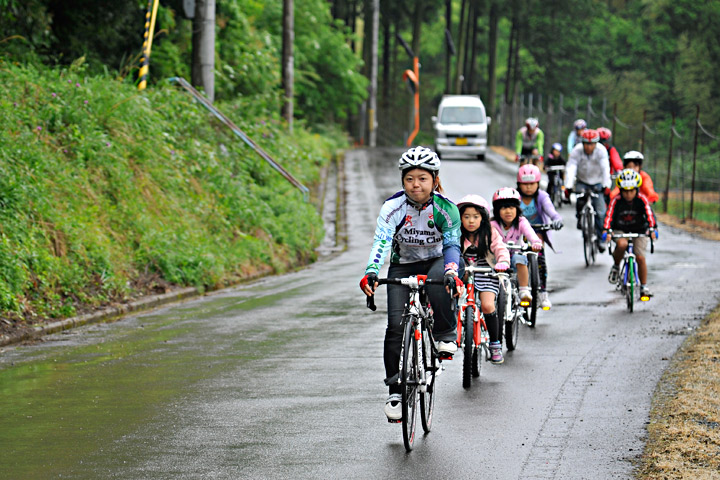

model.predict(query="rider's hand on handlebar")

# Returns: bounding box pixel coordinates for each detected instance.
[601,230,608,243]
[494,261,509,272]
[444,272,463,297]
[531,241,543,252]
[564,188,572,199]
[552,219,564,230]
[603,187,611,196]
[514,154,520,162]
[360,273,378,296]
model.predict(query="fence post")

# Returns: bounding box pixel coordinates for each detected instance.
[612,103,617,140]
[640,110,647,155]
[689,105,700,220]
[662,112,675,213]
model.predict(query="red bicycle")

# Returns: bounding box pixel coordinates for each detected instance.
[456,263,498,389]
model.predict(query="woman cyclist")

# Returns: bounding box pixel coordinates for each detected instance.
[360,146,464,421]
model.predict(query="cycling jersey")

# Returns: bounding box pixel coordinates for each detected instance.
[565,142,611,190]
[604,193,656,232]
[365,191,461,275]
[520,198,540,223]
[515,127,545,155]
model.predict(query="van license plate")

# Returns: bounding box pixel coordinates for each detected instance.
[455,137,468,146]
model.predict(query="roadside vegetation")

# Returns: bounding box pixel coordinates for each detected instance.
[0,59,344,328]
[637,307,720,478]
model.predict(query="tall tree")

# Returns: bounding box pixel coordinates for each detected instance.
[191,0,215,101]
[487,0,499,116]
[281,0,294,131]
[455,0,468,93]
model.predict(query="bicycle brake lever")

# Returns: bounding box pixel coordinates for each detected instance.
[367,295,377,311]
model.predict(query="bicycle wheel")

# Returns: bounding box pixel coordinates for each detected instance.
[462,306,474,389]
[419,316,436,434]
[582,210,594,266]
[501,280,519,351]
[401,318,418,451]
[626,257,635,313]
[527,255,540,327]
[552,178,563,208]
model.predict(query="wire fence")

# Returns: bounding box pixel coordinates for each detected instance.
[490,94,720,229]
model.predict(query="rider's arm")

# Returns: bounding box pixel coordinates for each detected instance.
[598,145,611,188]
[538,190,561,222]
[536,129,545,156]
[567,131,576,153]
[603,196,619,230]
[640,171,660,203]
[490,228,511,265]
[564,147,579,190]
[364,196,404,275]
[638,193,657,229]
[519,217,542,246]
[434,195,462,274]
[609,147,623,173]
[515,128,523,155]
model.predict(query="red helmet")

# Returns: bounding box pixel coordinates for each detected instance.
[457,194,490,214]
[581,129,600,143]
[597,127,612,141]
[517,164,542,183]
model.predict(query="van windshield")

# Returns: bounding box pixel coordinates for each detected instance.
[440,106,485,124]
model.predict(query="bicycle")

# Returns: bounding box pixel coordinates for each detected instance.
[455,263,500,388]
[366,275,447,451]
[496,245,525,350]
[607,232,654,312]
[505,241,542,327]
[545,165,566,208]
[577,191,599,267]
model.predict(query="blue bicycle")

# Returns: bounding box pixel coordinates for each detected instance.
[608,232,653,312]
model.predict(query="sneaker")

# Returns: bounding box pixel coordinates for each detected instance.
[437,341,457,355]
[489,342,504,364]
[608,265,619,284]
[384,394,402,421]
[540,291,552,310]
[640,285,654,299]
[576,218,582,229]
[597,239,606,253]
[519,288,532,306]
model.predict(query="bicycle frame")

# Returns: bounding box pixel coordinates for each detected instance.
[456,265,492,348]
[577,191,599,266]
[608,232,652,308]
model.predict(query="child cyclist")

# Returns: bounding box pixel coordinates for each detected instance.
[516,164,564,309]
[491,188,543,304]
[609,151,660,204]
[457,194,510,364]
[544,142,566,199]
[359,146,464,422]
[603,169,658,298]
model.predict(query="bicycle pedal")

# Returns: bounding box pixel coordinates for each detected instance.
[437,352,454,360]
[387,418,402,424]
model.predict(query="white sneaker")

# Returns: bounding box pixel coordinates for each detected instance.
[519,288,532,305]
[540,291,552,310]
[437,341,457,355]
[384,394,402,421]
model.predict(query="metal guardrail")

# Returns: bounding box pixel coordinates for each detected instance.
[169,77,309,200]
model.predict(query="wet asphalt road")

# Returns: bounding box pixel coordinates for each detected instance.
[1,147,719,479]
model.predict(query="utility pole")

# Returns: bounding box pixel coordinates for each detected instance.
[191,0,215,102]
[368,0,379,146]
[281,0,294,132]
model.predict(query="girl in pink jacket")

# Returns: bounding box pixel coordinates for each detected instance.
[457,194,510,364]
[490,188,543,305]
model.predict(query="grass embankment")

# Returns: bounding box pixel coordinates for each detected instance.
[637,307,720,479]
[0,60,344,331]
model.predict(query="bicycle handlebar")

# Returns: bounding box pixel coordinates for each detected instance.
[366,276,447,311]
[544,165,565,171]
[530,223,554,232]
[606,230,655,254]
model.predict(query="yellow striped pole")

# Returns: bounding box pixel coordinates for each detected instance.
[138,0,160,91]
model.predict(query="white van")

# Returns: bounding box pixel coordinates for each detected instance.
[432,95,491,160]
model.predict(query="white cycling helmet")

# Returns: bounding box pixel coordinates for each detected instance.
[457,194,490,214]
[398,146,441,173]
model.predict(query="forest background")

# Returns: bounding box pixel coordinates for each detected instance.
[1,0,719,322]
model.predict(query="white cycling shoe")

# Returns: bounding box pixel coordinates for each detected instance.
[540,291,552,310]
[384,394,402,421]
[437,341,457,355]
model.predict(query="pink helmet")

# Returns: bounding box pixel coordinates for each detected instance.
[517,164,541,183]
[492,187,521,204]
[457,194,490,213]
